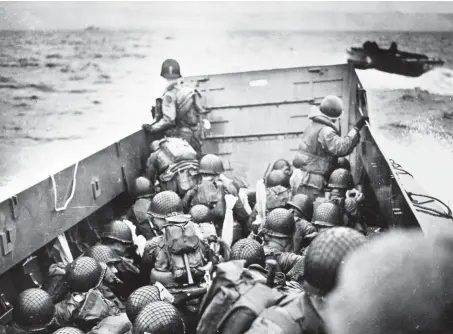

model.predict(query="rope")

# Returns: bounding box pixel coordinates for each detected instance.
[50,161,79,212]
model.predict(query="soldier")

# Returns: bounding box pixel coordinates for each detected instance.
[260,208,305,276]
[182,154,249,235]
[315,168,366,234]
[142,59,207,158]
[8,289,57,334]
[230,238,266,268]
[125,286,162,323]
[54,257,123,330]
[120,177,156,240]
[301,227,367,334]
[100,221,142,296]
[189,204,231,262]
[145,137,199,197]
[311,202,343,233]
[291,95,368,201]
[132,301,185,334]
[326,230,453,334]
[271,159,292,188]
[286,194,317,254]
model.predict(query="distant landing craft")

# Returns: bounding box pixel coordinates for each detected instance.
[347,41,444,77]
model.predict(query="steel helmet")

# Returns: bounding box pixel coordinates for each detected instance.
[262,208,296,238]
[287,194,314,221]
[328,168,352,190]
[231,239,266,267]
[336,157,351,172]
[148,190,183,218]
[160,59,181,80]
[199,154,225,175]
[66,257,103,293]
[130,177,153,198]
[320,95,344,119]
[84,245,121,266]
[53,328,85,334]
[126,285,161,323]
[133,301,185,334]
[189,204,212,224]
[102,220,133,245]
[13,289,55,331]
[266,170,286,188]
[304,227,367,296]
[272,159,291,172]
[312,202,342,228]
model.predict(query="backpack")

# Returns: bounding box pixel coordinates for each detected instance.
[197,260,283,334]
[266,186,291,212]
[159,137,197,164]
[163,221,201,255]
[245,293,306,334]
[193,180,226,223]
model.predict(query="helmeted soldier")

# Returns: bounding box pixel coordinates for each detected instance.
[283,228,367,334]
[100,221,142,297]
[142,59,207,158]
[145,137,199,198]
[142,192,210,287]
[132,301,186,334]
[182,154,249,236]
[326,230,453,334]
[315,168,366,234]
[120,177,156,240]
[248,170,292,232]
[7,289,57,334]
[125,286,162,323]
[291,95,369,201]
[286,194,317,254]
[335,157,351,172]
[271,159,292,188]
[54,257,124,330]
[260,208,305,276]
[190,204,231,263]
[230,239,266,268]
[311,202,343,233]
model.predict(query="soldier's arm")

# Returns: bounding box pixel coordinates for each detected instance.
[319,126,360,157]
[278,252,305,274]
[143,92,176,134]
[140,237,161,280]
[182,188,197,213]
[232,197,250,228]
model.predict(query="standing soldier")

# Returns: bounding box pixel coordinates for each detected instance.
[291,95,368,202]
[142,59,208,158]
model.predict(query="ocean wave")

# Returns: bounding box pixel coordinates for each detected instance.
[22,134,83,142]
[46,54,63,59]
[45,62,62,68]
[67,89,96,94]
[358,67,453,96]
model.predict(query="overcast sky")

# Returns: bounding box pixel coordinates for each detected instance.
[2,1,453,30]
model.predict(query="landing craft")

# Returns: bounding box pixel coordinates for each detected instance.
[347,41,444,77]
[0,63,451,326]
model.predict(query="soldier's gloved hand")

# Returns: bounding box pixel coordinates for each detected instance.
[225,194,238,210]
[354,116,370,131]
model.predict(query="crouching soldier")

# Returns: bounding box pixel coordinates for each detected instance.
[120,177,156,240]
[286,194,317,254]
[190,204,231,263]
[7,289,58,334]
[317,168,367,234]
[54,257,124,331]
[99,221,141,297]
[145,137,199,197]
[261,208,305,278]
[182,154,250,238]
